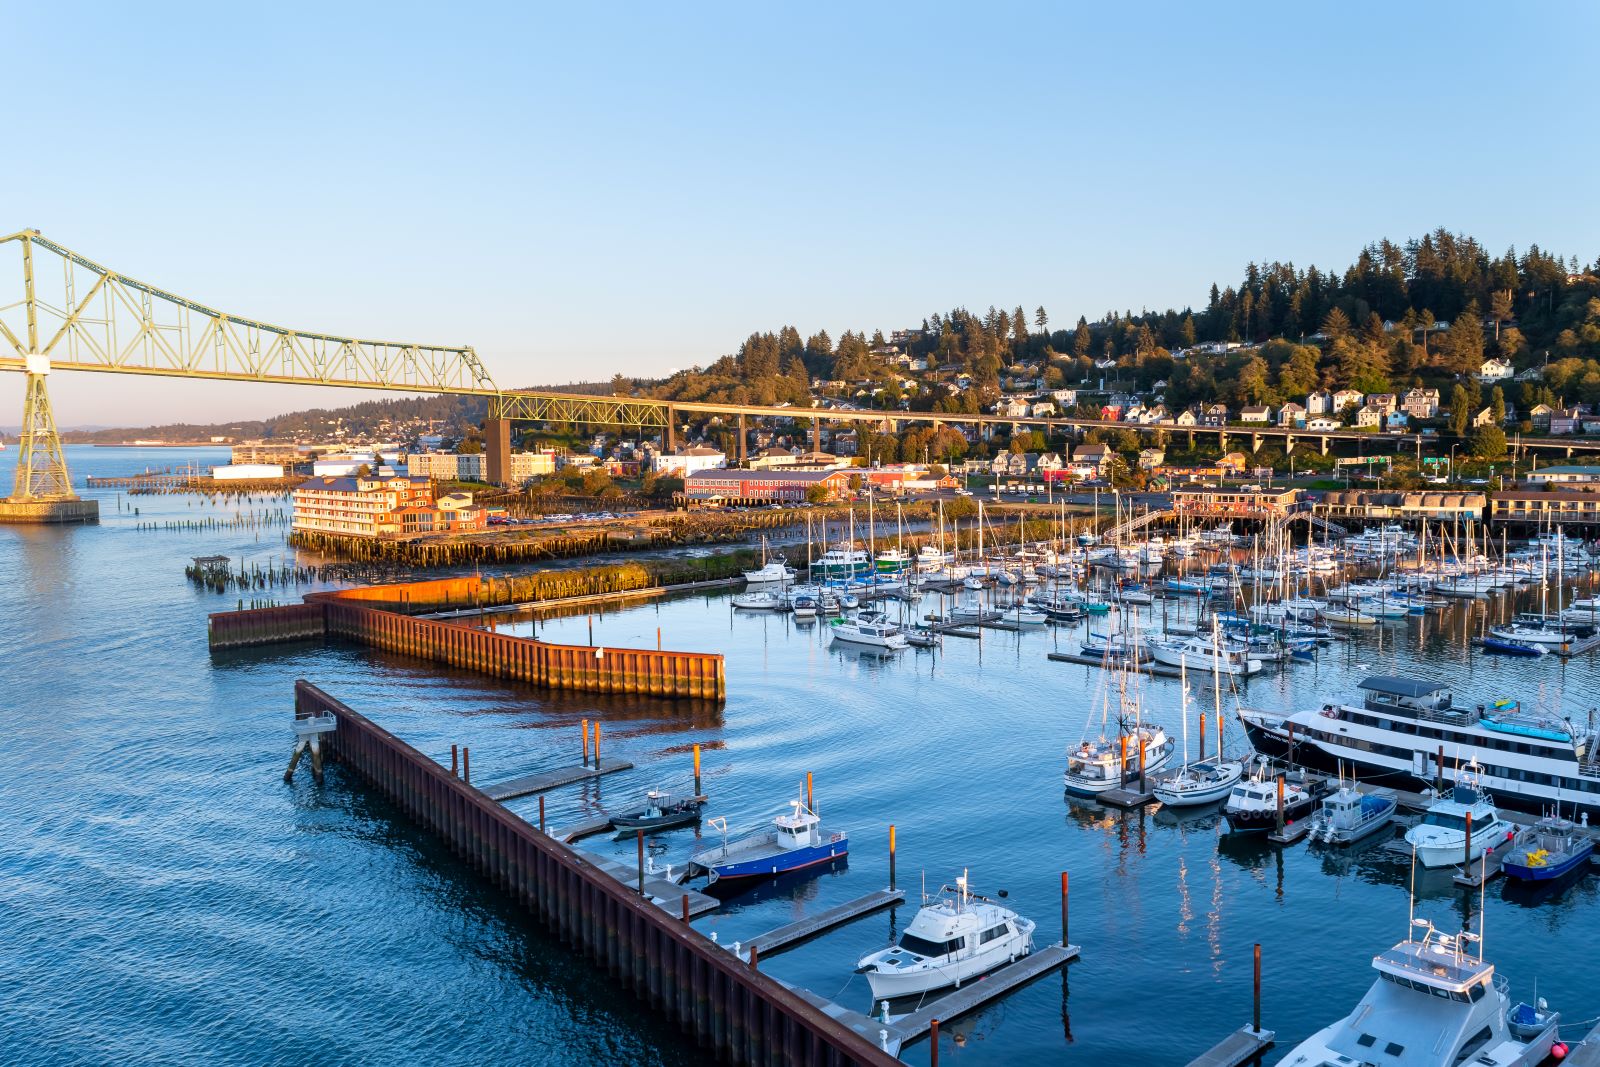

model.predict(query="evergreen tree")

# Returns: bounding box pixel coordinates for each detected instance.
[1014,305,1029,349]
[1074,320,1092,358]
[1439,302,1485,375]
[1035,306,1049,336]
[1490,386,1505,425]
[1489,289,1514,340]
[1448,384,1472,437]
[1322,306,1352,341]
[1469,424,1507,459]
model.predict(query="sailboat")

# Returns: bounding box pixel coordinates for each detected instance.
[1153,632,1245,807]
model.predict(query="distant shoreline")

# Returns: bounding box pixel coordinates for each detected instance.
[80,441,232,448]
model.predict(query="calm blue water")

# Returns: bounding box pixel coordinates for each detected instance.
[3,446,1598,1066]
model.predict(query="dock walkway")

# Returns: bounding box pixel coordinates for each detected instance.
[575,848,719,917]
[746,889,906,957]
[1185,1025,1276,1067]
[481,756,634,801]
[890,943,1079,1049]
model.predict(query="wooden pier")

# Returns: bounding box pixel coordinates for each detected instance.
[1185,1025,1276,1067]
[1266,819,1313,846]
[1561,1018,1600,1066]
[558,816,616,843]
[745,889,906,957]
[480,756,634,801]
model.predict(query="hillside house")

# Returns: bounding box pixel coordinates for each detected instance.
[1478,358,1514,382]
[1277,402,1307,428]
[1240,405,1272,424]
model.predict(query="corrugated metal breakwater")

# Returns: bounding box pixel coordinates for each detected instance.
[295,681,895,1067]
[208,577,725,701]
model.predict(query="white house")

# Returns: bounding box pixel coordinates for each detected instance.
[1277,402,1306,427]
[1305,416,1340,432]
[1332,389,1364,412]
[1137,448,1165,470]
[1355,407,1382,429]
[1029,401,1056,418]
[653,446,726,477]
[1478,357,1514,382]
[1239,405,1272,424]
[1306,390,1334,415]
[1402,388,1440,419]
[995,398,1029,418]
[1050,388,1078,407]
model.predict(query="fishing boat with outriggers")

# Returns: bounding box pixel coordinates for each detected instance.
[1275,913,1560,1067]
[854,871,1035,1000]
[1064,664,1174,796]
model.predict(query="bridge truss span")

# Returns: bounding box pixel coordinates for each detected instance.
[0,231,496,394]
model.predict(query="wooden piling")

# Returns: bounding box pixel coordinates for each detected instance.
[539,795,546,832]
[1060,871,1069,945]
[889,825,897,890]
[1253,943,1262,1034]
[807,771,814,814]
[930,1018,940,1067]
[582,719,590,766]
[1119,734,1129,788]
[1199,711,1207,761]
[595,722,603,766]
[1465,811,1473,869]
[463,746,471,785]
[1436,744,1444,794]
[749,943,759,970]
[637,829,646,895]
[681,895,690,923]
[451,744,459,777]
[693,743,702,796]
[1275,776,1285,835]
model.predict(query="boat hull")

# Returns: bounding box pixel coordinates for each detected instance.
[702,839,849,885]
[862,941,1031,1000]
[1223,796,1315,833]
[1504,843,1593,881]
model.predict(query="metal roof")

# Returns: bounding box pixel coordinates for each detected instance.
[1358,675,1446,697]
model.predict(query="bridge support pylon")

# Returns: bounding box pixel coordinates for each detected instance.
[1319,436,1329,456]
[0,356,98,524]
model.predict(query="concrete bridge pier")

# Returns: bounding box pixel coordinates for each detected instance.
[737,413,747,462]
[811,417,820,452]
[665,407,676,450]
[1319,436,1329,456]
[1251,433,1262,454]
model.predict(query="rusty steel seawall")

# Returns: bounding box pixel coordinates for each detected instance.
[207,585,724,701]
[296,680,894,1067]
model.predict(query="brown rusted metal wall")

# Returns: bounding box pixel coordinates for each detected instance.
[208,588,724,700]
[206,601,328,650]
[296,680,894,1067]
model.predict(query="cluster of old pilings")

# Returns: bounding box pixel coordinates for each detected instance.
[296,680,890,1067]
[208,577,725,701]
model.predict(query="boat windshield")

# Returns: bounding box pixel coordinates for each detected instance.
[898,932,964,957]
[1421,811,1469,830]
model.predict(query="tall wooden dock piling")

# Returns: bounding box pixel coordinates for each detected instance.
[296,680,894,1067]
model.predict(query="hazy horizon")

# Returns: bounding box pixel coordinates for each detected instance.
[8,1,1597,426]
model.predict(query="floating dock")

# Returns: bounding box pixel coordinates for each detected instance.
[481,756,634,801]
[575,848,720,918]
[1266,819,1314,846]
[1185,1025,1276,1067]
[557,816,616,843]
[890,943,1079,1050]
[1099,785,1158,809]
[1561,1019,1600,1066]
[745,889,906,957]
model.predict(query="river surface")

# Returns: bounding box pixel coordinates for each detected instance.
[4,445,1599,1066]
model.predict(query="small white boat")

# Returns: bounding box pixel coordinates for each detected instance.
[1154,760,1244,807]
[1404,771,1508,868]
[829,611,908,650]
[1150,635,1260,675]
[790,594,819,620]
[1002,603,1049,627]
[855,872,1035,1000]
[732,590,785,611]
[742,560,796,584]
[1488,623,1572,647]
[1307,784,1397,845]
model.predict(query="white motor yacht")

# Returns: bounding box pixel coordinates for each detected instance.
[742,559,796,584]
[1150,635,1260,675]
[1404,771,1507,868]
[855,873,1036,1000]
[829,610,908,650]
[1276,918,1559,1067]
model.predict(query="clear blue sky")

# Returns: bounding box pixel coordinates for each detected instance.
[8,1,1597,426]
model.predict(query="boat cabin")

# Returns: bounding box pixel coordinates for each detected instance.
[1359,676,1458,721]
[773,801,821,850]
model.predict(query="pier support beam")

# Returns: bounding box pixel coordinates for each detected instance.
[1319,435,1329,456]
[1251,433,1262,454]
[737,413,747,463]
[666,407,677,450]
[811,417,820,452]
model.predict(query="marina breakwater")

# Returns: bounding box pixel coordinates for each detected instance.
[295,680,895,1067]
[208,575,725,700]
